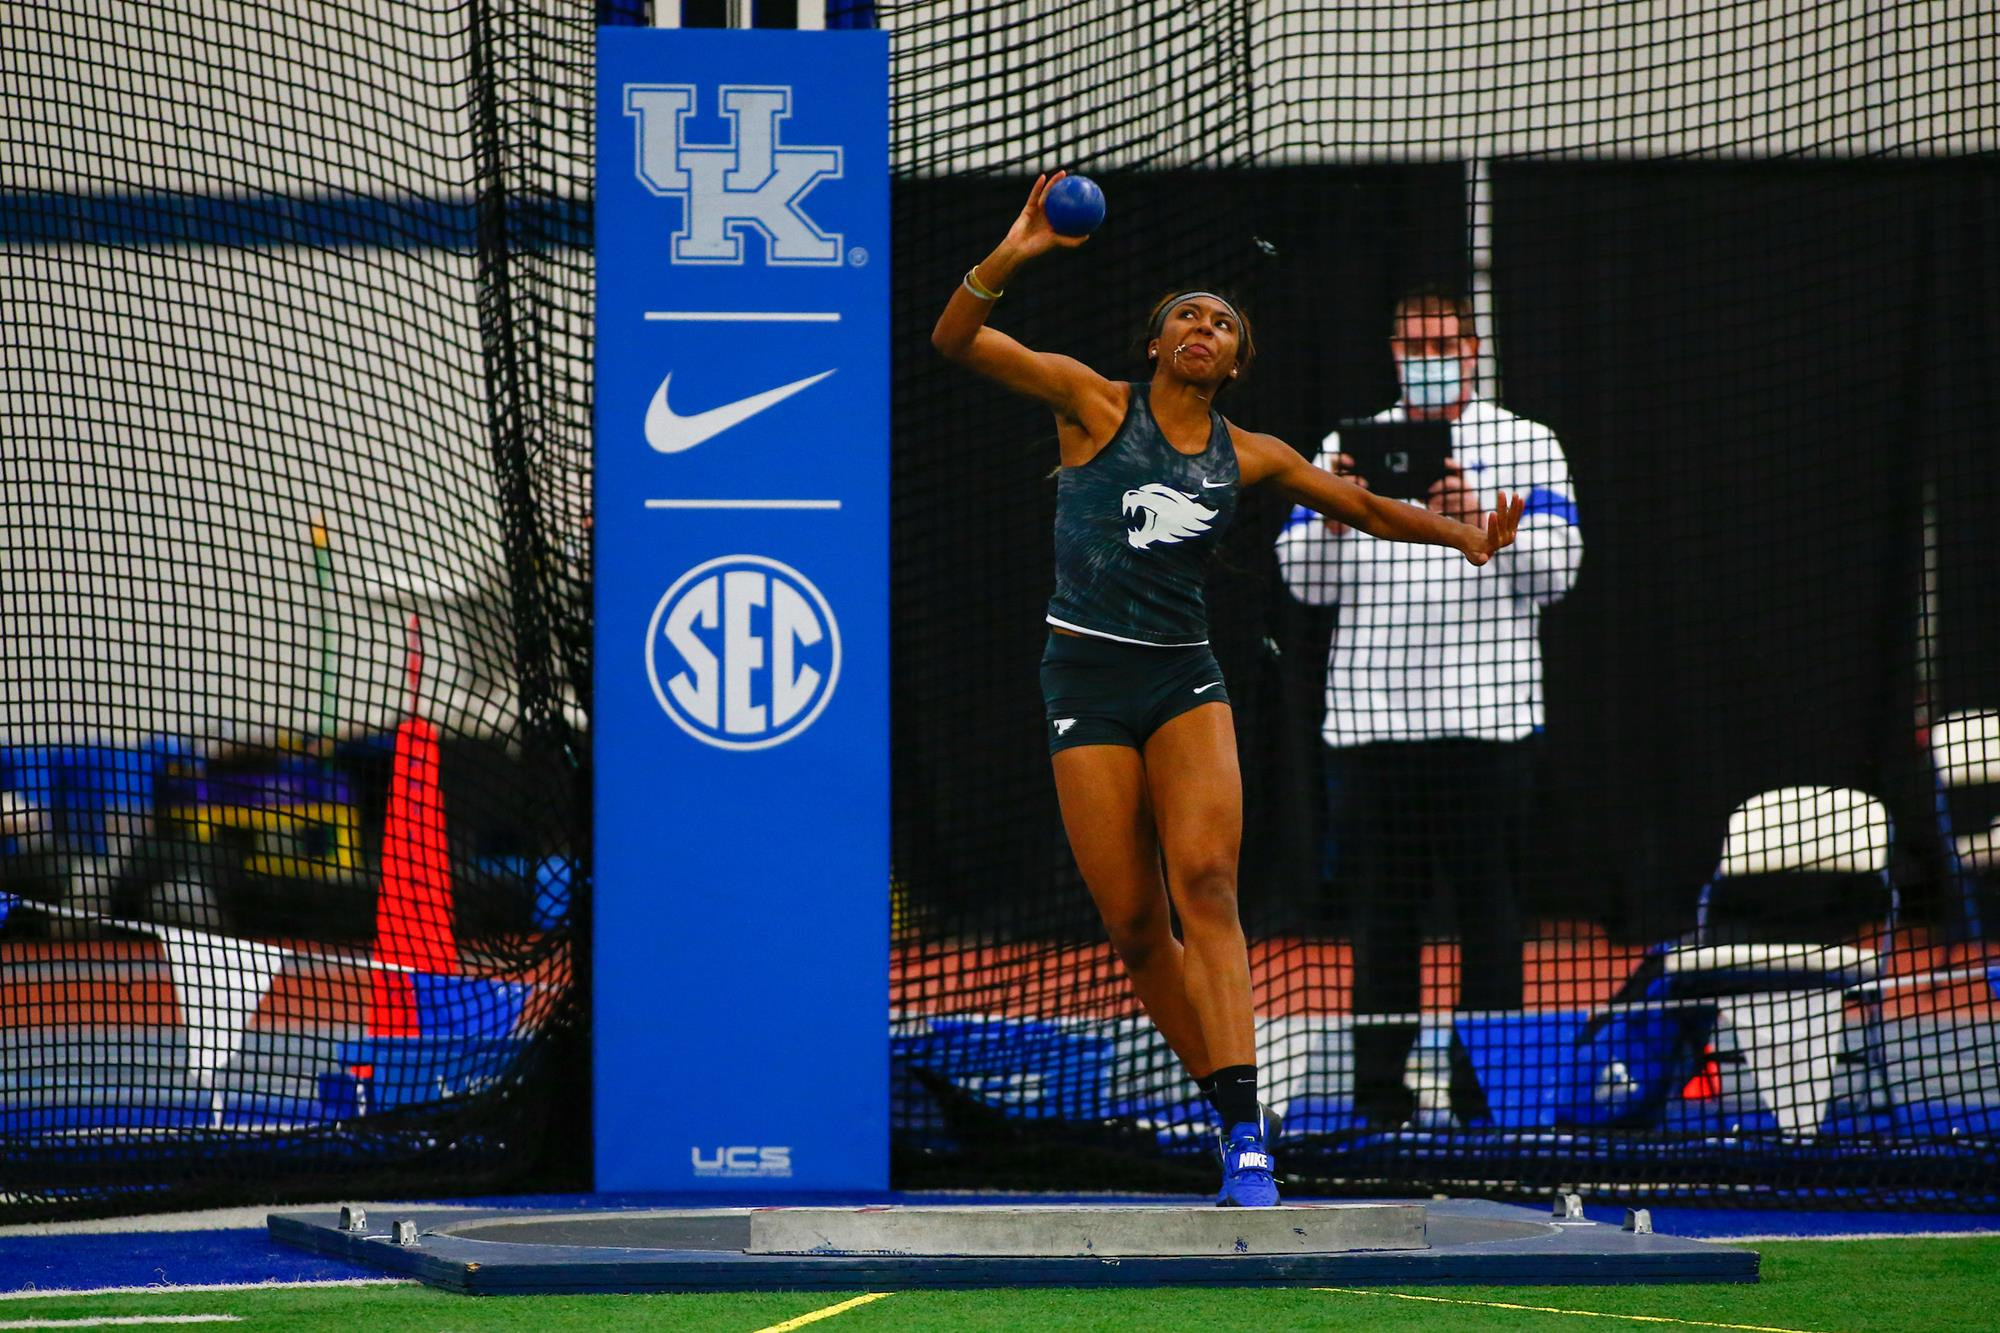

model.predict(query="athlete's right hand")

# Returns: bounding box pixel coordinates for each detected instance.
[1004,172,1092,261]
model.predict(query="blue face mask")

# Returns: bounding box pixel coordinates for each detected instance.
[1400,356,1463,409]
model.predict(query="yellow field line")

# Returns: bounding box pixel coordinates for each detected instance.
[751,1292,893,1333]
[1315,1287,1828,1333]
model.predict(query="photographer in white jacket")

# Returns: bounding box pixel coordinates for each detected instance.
[1275,288,1582,1127]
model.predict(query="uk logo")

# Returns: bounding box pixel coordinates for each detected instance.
[625,83,844,266]
[1122,484,1218,550]
[647,555,842,751]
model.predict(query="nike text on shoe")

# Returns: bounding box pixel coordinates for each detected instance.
[1216,1105,1282,1207]
[645,368,836,454]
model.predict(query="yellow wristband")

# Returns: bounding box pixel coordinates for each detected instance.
[963,266,1003,301]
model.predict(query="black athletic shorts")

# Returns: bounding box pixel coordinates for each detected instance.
[1039,631,1232,755]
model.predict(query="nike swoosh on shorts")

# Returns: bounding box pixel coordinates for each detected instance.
[1201,478,1229,488]
[645,368,836,454]
[1193,681,1223,693]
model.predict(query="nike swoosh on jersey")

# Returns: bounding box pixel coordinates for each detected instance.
[1193,681,1223,693]
[1201,478,1229,489]
[645,368,836,454]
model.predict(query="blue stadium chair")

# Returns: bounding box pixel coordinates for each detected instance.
[1688,787,1896,1133]
[1696,786,1897,949]
[1561,787,1895,1136]
[0,743,175,918]
[1930,709,1999,940]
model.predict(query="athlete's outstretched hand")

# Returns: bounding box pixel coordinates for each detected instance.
[1004,171,1092,262]
[1459,491,1524,566]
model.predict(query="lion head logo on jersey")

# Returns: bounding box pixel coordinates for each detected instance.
[1123,484,1219,551]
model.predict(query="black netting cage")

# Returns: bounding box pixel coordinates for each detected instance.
[3,1,1997,1218]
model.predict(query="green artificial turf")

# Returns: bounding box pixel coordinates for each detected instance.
[4,1237,1994,1332]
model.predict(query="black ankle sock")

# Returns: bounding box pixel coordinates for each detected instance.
[1209,1063,1259,1130]
[1196,1072,1218,1100]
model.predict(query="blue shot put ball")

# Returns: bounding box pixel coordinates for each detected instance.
[1044,174,1106,237]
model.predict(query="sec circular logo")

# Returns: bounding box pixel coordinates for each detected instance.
[646,555,842,751]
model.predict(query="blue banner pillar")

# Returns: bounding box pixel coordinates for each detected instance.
[592,28,889,1193]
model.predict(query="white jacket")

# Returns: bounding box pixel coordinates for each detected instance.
[1275,398,1582,746]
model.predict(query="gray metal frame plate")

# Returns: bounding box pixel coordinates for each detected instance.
[269,1199,1757,1292]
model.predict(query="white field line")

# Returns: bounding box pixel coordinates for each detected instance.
[0,1280,411,1303]
[1316,1287,1826,1332]
[752,1293,893,1332]
[0,1318,241,1328]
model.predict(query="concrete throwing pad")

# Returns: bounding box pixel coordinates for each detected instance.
[269,1199,1757,1292]
[747,1203,1426,1257]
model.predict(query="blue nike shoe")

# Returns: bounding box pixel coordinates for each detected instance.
[1215,1104,1282,1207]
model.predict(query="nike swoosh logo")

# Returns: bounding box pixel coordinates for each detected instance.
[1193,681,1223,694]
[1201,478,1229,489]
[645,368,836,454]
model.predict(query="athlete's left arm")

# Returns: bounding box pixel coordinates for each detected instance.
[1232,427,1523,567]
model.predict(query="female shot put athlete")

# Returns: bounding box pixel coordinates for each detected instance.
[931,173,1523,1206]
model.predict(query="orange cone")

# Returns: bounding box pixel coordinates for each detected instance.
[369,616,459,1037]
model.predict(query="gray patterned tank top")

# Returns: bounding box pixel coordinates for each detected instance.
[1045,382,1240,646]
